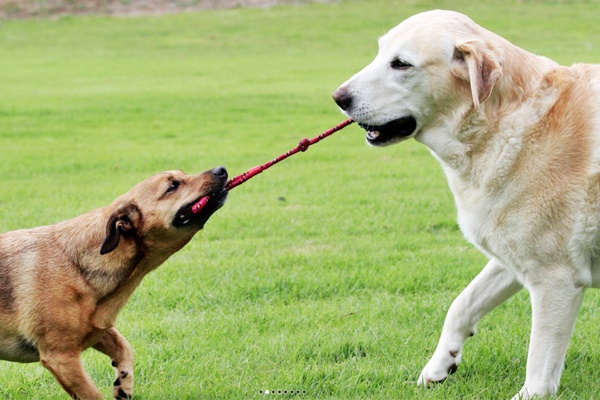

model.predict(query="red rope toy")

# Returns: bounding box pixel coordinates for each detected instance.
[191,118,355,213]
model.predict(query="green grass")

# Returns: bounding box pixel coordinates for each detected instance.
[1,0,600,398]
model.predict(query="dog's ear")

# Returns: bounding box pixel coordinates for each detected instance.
[100,202,142,255]
[451,39,502,109]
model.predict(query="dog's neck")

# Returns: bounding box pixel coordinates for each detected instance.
[52,208,137,298]
[52,207,194,329]
[417,49,560,189]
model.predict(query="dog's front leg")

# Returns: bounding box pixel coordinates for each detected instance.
[93,328,134,399]
[419,259,522,386]
[512,277,584,400]
[40,351,103,399]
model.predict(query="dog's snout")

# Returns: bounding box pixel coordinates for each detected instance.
[212,166,228,179]
[333,87,353,111]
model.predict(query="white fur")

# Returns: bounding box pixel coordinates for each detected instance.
[334,10,600,399]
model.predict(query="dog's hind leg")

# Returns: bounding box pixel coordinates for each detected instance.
[418,259,522,386]
[40,351,103,399]
[93,327,134,400]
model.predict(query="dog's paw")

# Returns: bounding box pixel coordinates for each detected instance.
[418,349,461,387]
[510,383,557,400]
[113,369,133,399]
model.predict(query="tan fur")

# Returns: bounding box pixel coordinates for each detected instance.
[333,10,600,399]
[0,167,228,399]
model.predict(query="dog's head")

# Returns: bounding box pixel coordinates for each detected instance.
[333,10,505,147]
[100,167,228,255]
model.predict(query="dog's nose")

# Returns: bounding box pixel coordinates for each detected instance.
[332,87,353,111]
[212,166,228,178]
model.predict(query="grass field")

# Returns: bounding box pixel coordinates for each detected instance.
[1,0,600,398]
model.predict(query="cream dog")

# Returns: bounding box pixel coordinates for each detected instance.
[334,9,600,399]
[0,167,228,399]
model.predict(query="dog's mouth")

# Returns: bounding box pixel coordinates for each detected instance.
[359,116,417,146]
[173,188,228,229]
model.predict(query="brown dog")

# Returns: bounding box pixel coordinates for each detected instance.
[0,166,228,399]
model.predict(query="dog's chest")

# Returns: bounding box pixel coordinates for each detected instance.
[454,193,501,256]
[448,176,530,266]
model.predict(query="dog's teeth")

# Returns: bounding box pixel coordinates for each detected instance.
[182,219,190,225]
[367,130,380,139]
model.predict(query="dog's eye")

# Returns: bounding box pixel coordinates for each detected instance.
[166,181,180,193]
[390,58,413,70]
